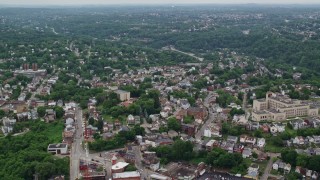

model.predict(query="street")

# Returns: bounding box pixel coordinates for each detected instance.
[70,106,85,180]
[261,153,280,180]
[195,92,215,142]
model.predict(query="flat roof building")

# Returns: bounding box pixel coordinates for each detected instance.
[112,171,141,180]
[47,143,68,155]
[252,92,319,121]
[115,90,131,101]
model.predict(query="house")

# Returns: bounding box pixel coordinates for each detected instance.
[233,144,244,153]
[134,116,141,125]
[270,126,278,134]
[284,164,291,173]
[16,112,30,121]
[227,136,238,143]
[257,138,266,148]
[48,100,57,106]
[127,115,135,125]
[220,141,235,153]
[179,99,190,110]
[65,118,74,126]
[293,136,305,145]
[245,136,256,145]
[312,172,319,179]
[115,90,130,101]
[1,117,16,134]
[102,132,114,140]
[124,152,136,164]
[313,136,320,144]
[246,164,259,180]
[168,130,178,139]
[62,131,74,145]
[45,109,56,123]
[142,152,160,171]
[181,123,196,136]
[187,107,208,119]
[47,143,68,155]
[242,148,252,158]
[273,160,280,171]
[206,140,218,151]
[275,123,285,133]
[260,124,269,133]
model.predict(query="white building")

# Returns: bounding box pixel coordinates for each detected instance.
[47,143,68,155]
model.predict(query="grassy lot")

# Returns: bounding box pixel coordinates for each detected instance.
[285,127,297,137]
[103,114,115,123]
[270,169,281,175]
[45,120,65,143]
[264,143,284,153]
[190,157,207,165]
[256,160,268,175]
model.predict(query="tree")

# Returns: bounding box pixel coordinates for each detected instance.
[133,125,145,136]
[37,107,46,118]
[230,108,245,117]
[54,106,65,119]
[88,117,95,125]
[171,140,194,161]
[286,172,302,180]
[296,155,309,167]
[97,119,104,132]
[0,109,5,119]
[167,117,181,131]
[307,155,320,172]
[281,150,298,167]
[253,129,263,138]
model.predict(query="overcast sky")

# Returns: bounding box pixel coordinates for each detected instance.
[1,0,320,5]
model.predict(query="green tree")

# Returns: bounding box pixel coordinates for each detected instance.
[37,107,46,118]
[307,155,320,172]
[88,117,95,125]
[54,106,65,119]
[281,150,298,167]
[167,117,181,131]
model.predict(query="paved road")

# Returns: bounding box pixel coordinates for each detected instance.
[261,153,280,180]
[70,106,85,180]
[195,92,214,141]
[166,46,204,62]
[132,146,163,180]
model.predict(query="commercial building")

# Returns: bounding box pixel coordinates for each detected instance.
[111,162,129,173]
[112,171,141,180]
[252,92,319,121]
[14,69,47,78]
[47,143,68,155]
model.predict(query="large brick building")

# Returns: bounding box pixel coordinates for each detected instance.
[252,92,319,121]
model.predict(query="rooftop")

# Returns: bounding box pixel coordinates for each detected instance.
[111,162,129,170]
[48,143,67,149]
[112,171,140,178]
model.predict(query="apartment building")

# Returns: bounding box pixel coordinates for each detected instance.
[115,90,131,101]
[252,92,318,121]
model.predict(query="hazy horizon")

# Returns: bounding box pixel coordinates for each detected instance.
[1,0,320,5]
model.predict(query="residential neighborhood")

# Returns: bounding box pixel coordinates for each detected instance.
[1,4,320,180]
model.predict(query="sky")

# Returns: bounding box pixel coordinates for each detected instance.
[1,0,320,5]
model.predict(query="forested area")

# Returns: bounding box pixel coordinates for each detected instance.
[0,120,69,180]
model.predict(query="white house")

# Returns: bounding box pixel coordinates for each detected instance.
[257,138,266,148]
